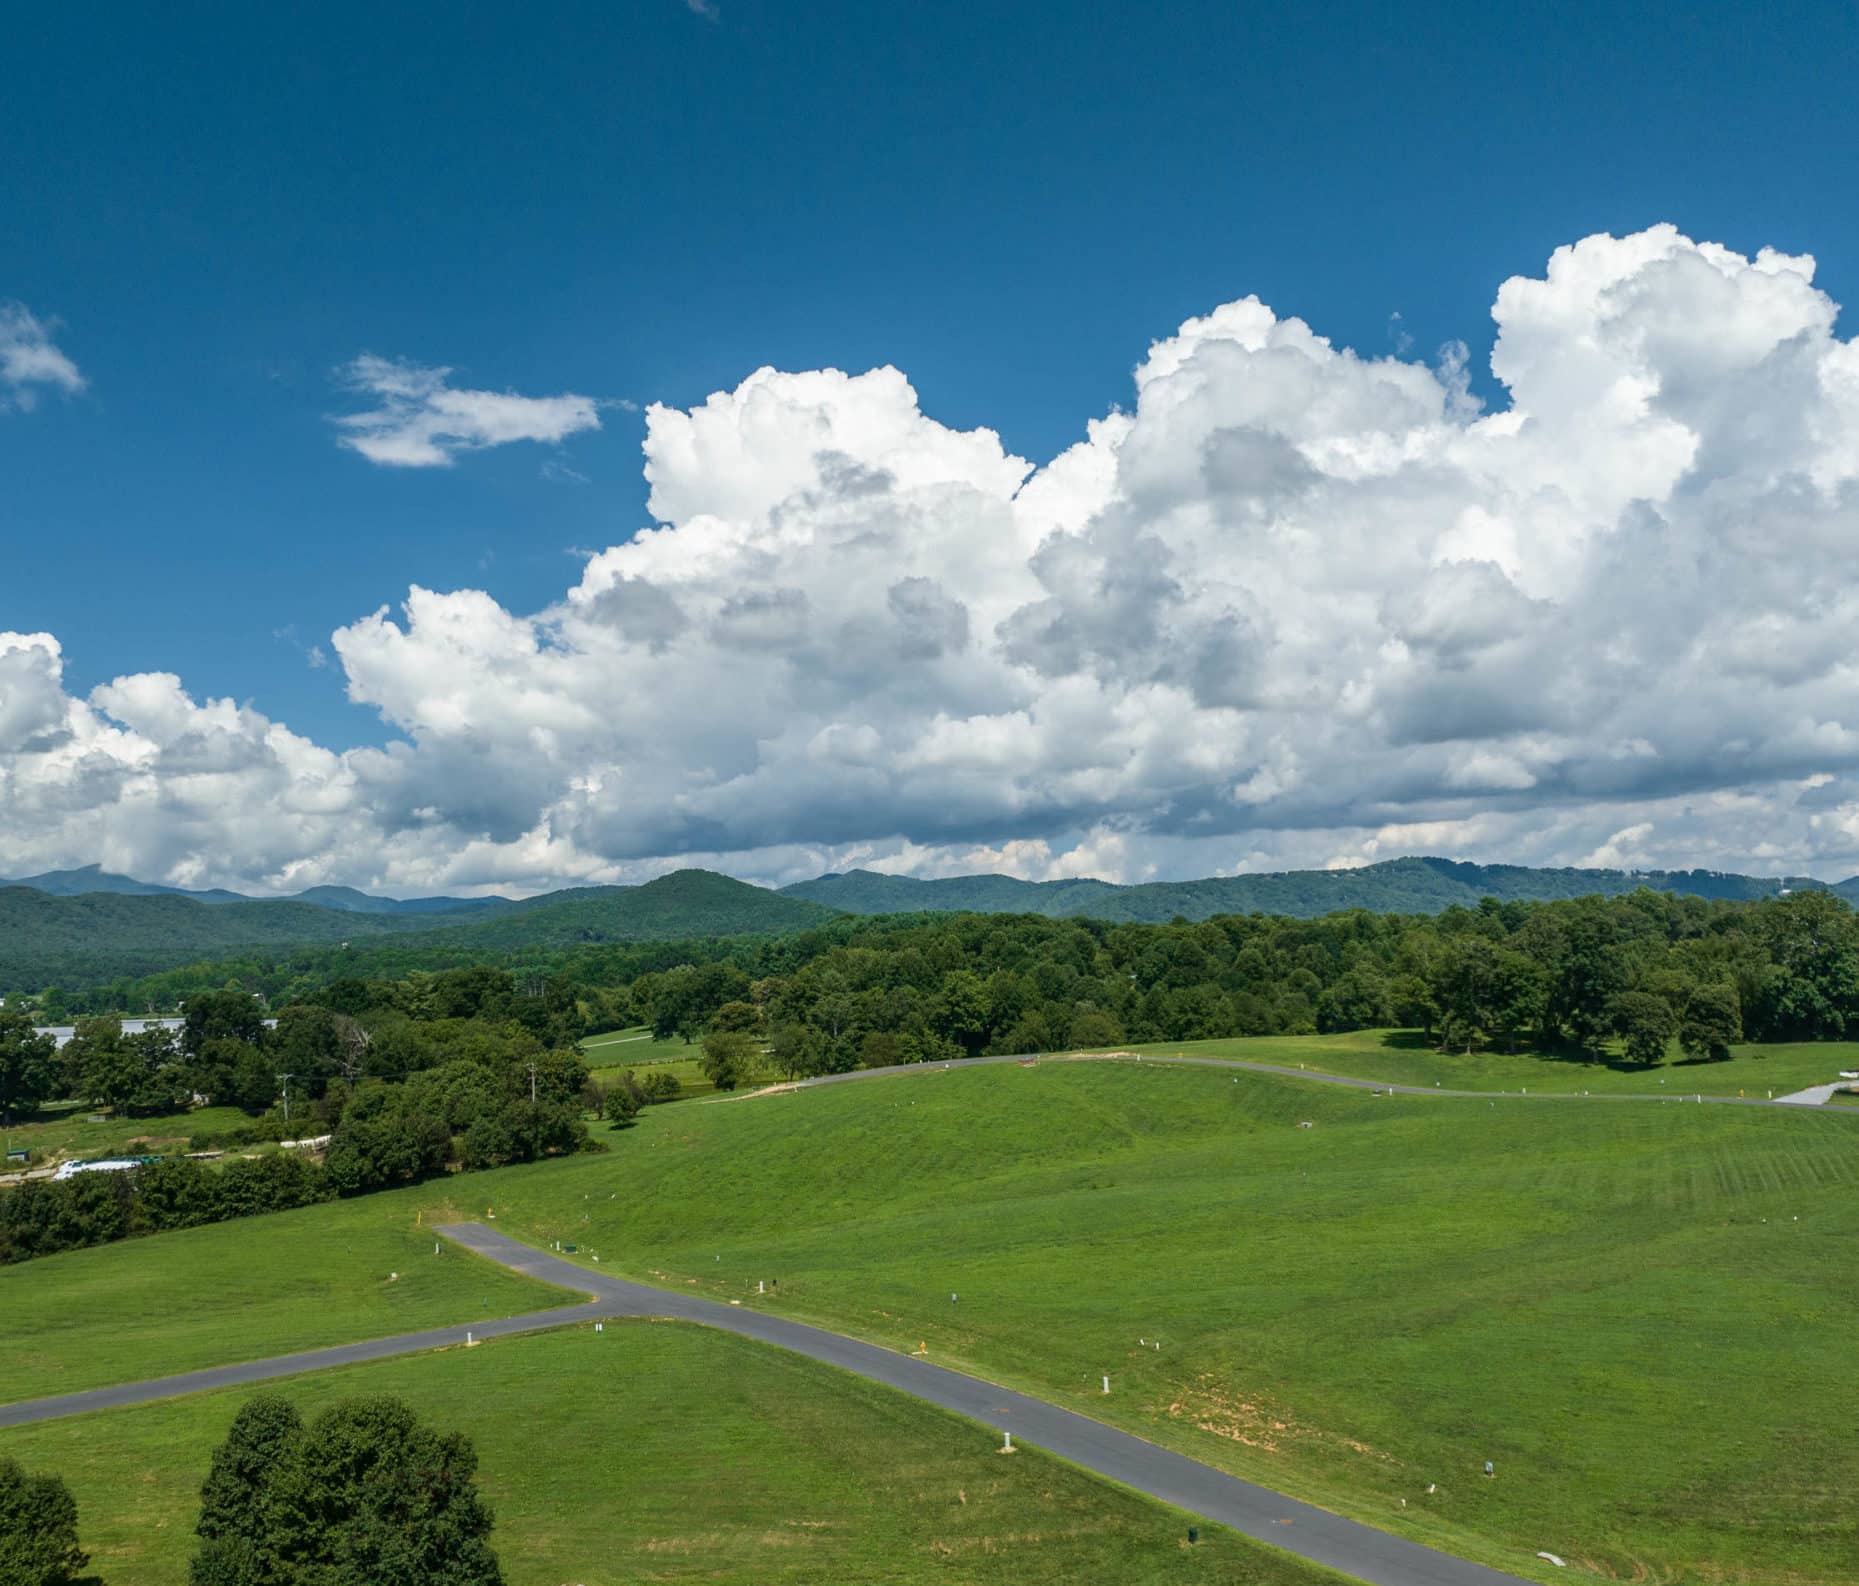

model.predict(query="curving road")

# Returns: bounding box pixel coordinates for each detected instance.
[2,1221,1533,1586]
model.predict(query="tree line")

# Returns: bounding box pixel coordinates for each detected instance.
[0,971,616,1264]
[19,888,1859,1095]
[621,888,1859,1083]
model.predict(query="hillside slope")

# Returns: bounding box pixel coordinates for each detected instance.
[410,869,840,950]
[0,887,422,987]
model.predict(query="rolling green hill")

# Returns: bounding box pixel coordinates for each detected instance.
[404,868,840,951]
[782,854,1843,921]
[0,886,423,987]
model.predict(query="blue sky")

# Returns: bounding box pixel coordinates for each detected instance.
[6,0,1859,892]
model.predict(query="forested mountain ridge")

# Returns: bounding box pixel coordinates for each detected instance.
[10,854,1859,997]
[410,869,840,951]
[782,855,1850,921]
[0,863,507,915]
[0,870,839,992]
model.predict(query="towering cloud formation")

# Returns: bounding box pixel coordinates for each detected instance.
[6,227,1859,893]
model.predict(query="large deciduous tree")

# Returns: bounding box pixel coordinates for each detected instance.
[1678,981,1742,1062]
[1609,990,1678,1065]
[192,1394,503,1586]
[0,1009,58,1124]
[0,1455,91,1586]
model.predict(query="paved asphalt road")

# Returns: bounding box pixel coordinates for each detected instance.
[436,1226,1539,1586]
[1,1219,1534,1586]
[0,1298,611,1431]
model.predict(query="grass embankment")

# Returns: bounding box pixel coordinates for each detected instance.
[423,1062,1859,1584]
[0,1324,1336,1586]
[1122,1027,1859,1099]
[0,1195,578,1401]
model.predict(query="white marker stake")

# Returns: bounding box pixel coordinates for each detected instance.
[759,1280,765,1294]
[1103,1376,1110,1394]
[1002,1431,1013,1452]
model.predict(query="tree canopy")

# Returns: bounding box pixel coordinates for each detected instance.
[191,1394,503,1586]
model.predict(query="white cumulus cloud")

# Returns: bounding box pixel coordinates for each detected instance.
[10,226,1859,896]
[0,302,85,411]
[333,354,602,467]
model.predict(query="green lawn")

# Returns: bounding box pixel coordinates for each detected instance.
[589,1053,721,1097]
[1,1101,257,1166]
[1116,1026,1859,1099]
[579,1024,695,1062]
[402,1062,1859,1584]
[8,1054,1857,1581]
[583,1024,775,1097]
[0,1193,578,1401]
[0,1323,1340,1586]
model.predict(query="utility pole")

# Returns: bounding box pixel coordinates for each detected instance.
[527,1062,538,1105]
[277,1072,295,1126]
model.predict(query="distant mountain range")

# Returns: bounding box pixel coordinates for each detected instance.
[779,856,1853,920]
[2,864,508,916]
[0,869,836,990]
[2,855,1850,992]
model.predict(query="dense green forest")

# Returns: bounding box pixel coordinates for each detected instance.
[28,886,1859,1068]
[608,888,1856,1075]
[12,856,1858,996]
[0,976,604,1262]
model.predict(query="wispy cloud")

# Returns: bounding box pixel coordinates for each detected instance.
[272,625,328,669]
[684,0,719,20]
[0,302,85,411]
[332,354,602,468]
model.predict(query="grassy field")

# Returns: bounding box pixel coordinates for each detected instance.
[0,1322,1339,1586]
[1,1100,258,1165]
[0,1193,576,1401]
[582,1024,774,1097]
[401,1061,1858,1584]
[580,1024,694,1063]
[7,1053,1858,1580]
[1116,1027,1859,1099]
